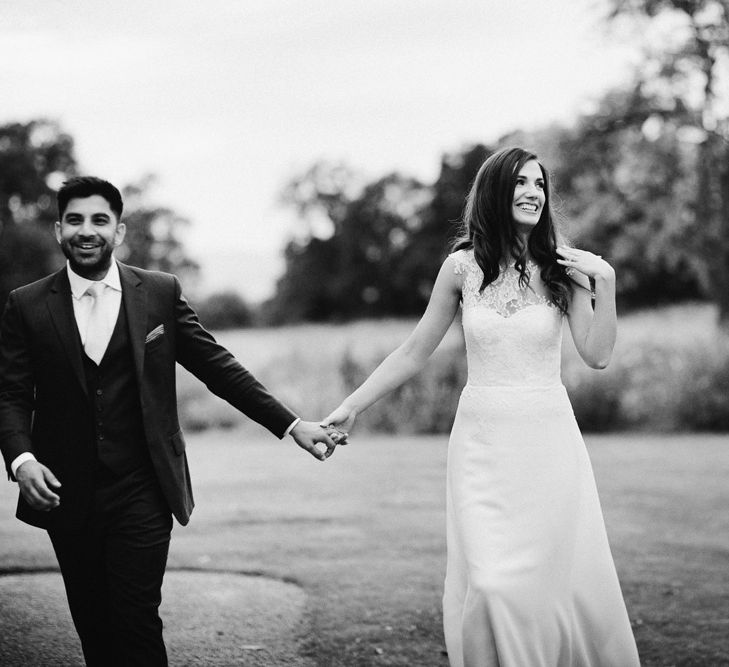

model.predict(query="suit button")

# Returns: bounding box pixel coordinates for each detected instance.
[96,389,103,396]
[98,434,105,441]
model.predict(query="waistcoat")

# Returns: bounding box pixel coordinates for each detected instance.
[82,300,150,476]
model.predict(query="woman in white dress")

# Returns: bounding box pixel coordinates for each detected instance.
[322,147,640,667]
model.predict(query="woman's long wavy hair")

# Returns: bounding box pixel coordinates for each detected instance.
[451,147,572,314]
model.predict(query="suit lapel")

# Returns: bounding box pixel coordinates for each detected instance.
[46,269,88,397]
[118,262,147,383]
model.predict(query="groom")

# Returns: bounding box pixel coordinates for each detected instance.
[0,176,338,666]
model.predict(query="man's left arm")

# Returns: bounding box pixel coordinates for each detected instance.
[171,278,336,459]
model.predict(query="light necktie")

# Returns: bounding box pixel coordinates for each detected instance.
[84,282,111,365]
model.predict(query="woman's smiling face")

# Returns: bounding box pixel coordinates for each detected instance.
[511,159,545,228]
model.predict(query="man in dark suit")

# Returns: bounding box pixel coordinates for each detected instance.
[0,177,340,666]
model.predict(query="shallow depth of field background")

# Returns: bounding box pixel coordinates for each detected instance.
[177,303,729,436]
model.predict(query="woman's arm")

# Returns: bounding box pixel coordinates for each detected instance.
[556,246,617,370]
[323,255,462,431]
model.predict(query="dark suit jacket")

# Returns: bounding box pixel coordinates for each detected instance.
[0,261,297,529]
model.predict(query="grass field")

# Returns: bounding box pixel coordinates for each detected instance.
[1,431,728,666]
[177,303,729,434]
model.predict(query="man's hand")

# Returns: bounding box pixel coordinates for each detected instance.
[290,421,339,461]
[16,460,61,511]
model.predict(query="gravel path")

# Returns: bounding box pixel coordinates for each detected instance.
[0,570,315,666]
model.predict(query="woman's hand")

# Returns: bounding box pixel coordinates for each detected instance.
[559,245,618,370]
[320,404,357,443]
[556,246,615,283]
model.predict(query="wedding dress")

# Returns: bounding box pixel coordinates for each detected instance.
[442,249,640,667]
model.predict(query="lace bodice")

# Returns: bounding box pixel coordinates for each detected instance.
[451,249,563,387]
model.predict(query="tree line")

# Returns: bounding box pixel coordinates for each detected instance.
[266,0,729,324]
[2,1,727,327]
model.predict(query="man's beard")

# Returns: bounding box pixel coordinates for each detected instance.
[60,238,115,278]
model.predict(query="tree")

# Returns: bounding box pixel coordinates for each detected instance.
[0,121,200,313]
[193,290,254,329]
[405,144,493,301]
[266,161,361,323]
[0,120,76,312]
[546,86,705,307]
[268,163,432,322]
[607,0,729,320]
[118,175,200,290]
[267,145,495,323]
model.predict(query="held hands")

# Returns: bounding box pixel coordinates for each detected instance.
[320,404,357,444]
[556,246,615,283]
[290,420,345,461]
[16,460,61,511]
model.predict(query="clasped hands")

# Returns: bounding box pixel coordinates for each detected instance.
[290,403,356,461]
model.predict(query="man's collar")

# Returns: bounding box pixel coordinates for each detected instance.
[67,259,122,300]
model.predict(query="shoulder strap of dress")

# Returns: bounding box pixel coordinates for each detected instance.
[449,249,475,276]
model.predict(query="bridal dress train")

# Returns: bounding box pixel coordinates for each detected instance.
[442,250,640,667]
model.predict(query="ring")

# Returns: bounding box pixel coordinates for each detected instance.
[565,268,574,276]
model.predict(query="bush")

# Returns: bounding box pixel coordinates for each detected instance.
[340,306,729,435]
[562,305,729,433]
[673,347,729,431]
[566,368,628,432]
[340,345,467,434]
[194,291,254,330]
[173,306,729,435]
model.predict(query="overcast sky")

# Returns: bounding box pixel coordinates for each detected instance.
[1,0,639,301]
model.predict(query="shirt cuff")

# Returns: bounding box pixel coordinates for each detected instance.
[11,452,37,478]
[283,418,301,438]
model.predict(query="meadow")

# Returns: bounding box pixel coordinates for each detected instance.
[178,303,729,434]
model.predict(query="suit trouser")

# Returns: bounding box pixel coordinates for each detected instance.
[49,466,172,667]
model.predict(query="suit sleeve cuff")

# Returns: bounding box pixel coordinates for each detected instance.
[11,452,36,478]
[283,418,301,438]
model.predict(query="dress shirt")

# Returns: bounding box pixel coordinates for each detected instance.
[10,261,300,477]
[67,260,123,350]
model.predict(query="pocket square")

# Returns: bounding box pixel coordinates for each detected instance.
[145,324,165,344]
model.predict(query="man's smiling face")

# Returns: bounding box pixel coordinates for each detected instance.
[55,195,126,280]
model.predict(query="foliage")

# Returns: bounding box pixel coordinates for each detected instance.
[175,305,729,435]
[268,168,431,323]
[673,344,729,430]
[0,120,75,312]
[339,345,467,434]
[266,145,492,323]
[193,290,254,331]
[117,175,200,289]
[0,121,199,312]
[547,86,706,308]
[562,303,729,432]
[269,121,715,321]
[606,0,729,319]
[268,3,729,324]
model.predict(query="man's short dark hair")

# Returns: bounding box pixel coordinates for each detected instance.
[57,177,123,220]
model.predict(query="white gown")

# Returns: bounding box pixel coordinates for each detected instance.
[443,250,640,667]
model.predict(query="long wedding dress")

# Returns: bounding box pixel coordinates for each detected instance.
[442,249,640,667]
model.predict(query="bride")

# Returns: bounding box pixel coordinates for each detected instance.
[323,147,640,666]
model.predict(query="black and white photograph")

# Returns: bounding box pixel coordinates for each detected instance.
[1,1,728,665]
